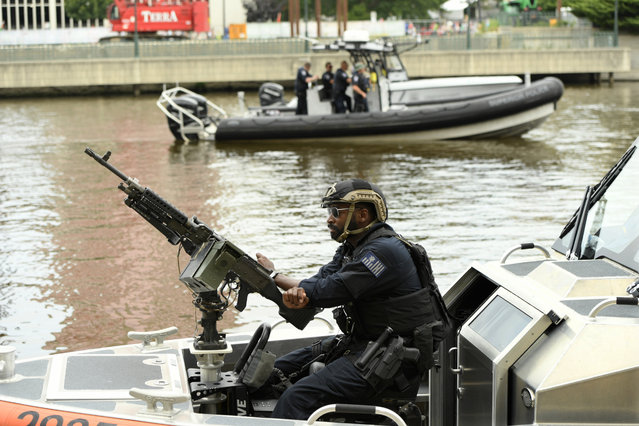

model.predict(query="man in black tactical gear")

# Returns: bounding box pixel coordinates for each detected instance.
[352,63,370,112]
[256,179,443,420]
[332,60,352,113]
[295,62,319,115]
[320,62,334,104]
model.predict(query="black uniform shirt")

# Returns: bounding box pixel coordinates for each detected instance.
[295,67,311,94]
[333,68,350,96]
[352,73,369,100]
[321,70,334,92]
[298,223,421,308]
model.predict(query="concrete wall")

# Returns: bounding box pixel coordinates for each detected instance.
[0,48,630,95]
[403,48,631,77]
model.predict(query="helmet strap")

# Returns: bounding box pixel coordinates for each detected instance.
[336,204,379,243]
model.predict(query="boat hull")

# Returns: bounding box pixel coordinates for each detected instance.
[214,77,564,142]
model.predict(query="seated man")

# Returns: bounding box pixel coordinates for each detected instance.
[256,179,444,420]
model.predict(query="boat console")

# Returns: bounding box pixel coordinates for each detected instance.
[431,137,639,425]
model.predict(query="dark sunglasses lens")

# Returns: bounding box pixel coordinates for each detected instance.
[328,207,339,217]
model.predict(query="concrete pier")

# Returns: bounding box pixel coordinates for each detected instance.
[0,47,631,96]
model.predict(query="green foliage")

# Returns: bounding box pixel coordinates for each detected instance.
[350,3,369,20]
[364,0,444,19]
[65,0,111,20]
[537,0,559,11]
[563,0,639,32]
[479,18,501,33]
[300,0,445,20]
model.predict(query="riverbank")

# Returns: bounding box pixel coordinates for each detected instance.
[0,47,630,97]
[0,27,637,97]
[618,34,639,80]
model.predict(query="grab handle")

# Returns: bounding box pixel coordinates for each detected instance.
[500,243,550,264]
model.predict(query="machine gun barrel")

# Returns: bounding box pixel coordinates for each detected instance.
[85,147,316,332]
[85,147,129,182]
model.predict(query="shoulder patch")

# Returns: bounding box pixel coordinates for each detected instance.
[361,251,387,277]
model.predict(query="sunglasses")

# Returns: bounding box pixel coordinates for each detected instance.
[327,207,350,218]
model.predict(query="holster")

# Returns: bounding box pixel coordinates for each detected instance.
[355,332,405,390]
[332,306,353,334]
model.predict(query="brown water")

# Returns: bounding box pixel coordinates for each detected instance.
[1,82,638,359]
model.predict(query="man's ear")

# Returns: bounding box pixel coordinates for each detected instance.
[357,206,370,224]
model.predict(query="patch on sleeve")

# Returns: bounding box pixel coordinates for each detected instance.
[361,251,387,277]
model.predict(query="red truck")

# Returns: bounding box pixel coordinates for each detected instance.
[106,0,209,37]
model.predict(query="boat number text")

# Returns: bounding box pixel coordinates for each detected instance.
[16,410,118,426]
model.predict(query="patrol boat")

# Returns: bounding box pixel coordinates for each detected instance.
[156,30,563,143]
[157,75,563,143]
[2,137,639,426]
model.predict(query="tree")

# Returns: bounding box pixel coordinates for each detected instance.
[350,0,444,19]
[65,0,112,21]
[289,0,444,21]
[243,0,288,22]
[562,0,639,32]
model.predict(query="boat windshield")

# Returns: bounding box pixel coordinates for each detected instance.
[552,139,639,273]
[384,52,404,72]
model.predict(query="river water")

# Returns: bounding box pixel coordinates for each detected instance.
[1,82,638,359]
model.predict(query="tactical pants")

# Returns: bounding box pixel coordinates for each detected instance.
[295,91,308,115]
[271,343,375,420]
[334,93,352,114]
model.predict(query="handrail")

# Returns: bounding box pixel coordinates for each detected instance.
[306,403,407,426]
[156,86,227,142]
[272,316,335,331]
[588,296,638,318]
[500,242,551,264]
[0,31,618,62]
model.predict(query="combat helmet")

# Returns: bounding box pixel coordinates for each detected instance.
[321,179,387,242]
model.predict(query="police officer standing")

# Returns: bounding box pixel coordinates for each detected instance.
[320,62,334,103]
[332,60,352,114]
[352,62,370,112]
[295,62,319,115]
[256,179,444,420]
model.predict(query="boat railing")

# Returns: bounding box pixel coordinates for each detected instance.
[500,242,551,264]
[272,316,335,331]
[156,86,227,140]
[306,403,407,426]
[0,31,617,62]
[588,296,639,318]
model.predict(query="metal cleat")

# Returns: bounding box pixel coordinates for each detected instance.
[129,387,190,417]
[127,327,178,351]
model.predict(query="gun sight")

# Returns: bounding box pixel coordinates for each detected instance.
[85,147,129,182]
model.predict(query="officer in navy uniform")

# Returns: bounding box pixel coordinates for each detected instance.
[332,60,352,113]
[352,62,370,112]
[320,62,334,103]
[295,62,319,115]
[256,179,441,420]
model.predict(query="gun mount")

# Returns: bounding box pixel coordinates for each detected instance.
[85,148,317,352]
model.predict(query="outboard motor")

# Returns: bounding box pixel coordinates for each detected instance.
[166,94,210,141]
[258,82,286,107]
